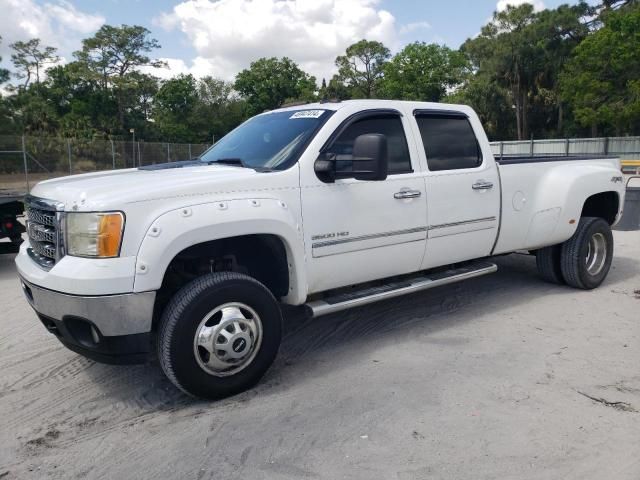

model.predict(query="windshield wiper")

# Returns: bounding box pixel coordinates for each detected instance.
[206,157,274,172]
[207,158,246,167]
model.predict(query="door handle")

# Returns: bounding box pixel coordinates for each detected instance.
[394,189,422,199]
[472,180,494,190]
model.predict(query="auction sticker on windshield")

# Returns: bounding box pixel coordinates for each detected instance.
[290,110,325,119]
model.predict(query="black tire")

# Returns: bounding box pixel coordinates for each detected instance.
[560,217,613,290]
[536,244,565,284]
[157,272,282,399]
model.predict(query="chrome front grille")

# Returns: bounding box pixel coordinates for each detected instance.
[26,222,56,243]
[29,236,57,258]
[25,196,64,269]
[26,207,56,227]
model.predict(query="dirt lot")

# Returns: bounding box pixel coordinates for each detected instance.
[1,231,639,480]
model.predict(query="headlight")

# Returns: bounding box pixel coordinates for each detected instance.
[65,212,124,258]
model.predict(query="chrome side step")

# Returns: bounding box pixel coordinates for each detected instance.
[306,261,497,317]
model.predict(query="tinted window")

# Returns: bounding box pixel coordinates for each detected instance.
[326,115,412,175]
[416,115,482,171]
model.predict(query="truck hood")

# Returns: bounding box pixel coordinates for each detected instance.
[30,163,268,211]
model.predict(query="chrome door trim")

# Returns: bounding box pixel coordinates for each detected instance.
[312,217,497,249]
[428,216,497,231]
[312,226,428,249]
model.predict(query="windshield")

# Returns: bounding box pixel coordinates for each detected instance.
[199,109,331,170]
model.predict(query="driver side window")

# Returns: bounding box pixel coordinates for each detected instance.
[326,114,412,176]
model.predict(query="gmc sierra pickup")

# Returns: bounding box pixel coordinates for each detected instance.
[16,100,625,399]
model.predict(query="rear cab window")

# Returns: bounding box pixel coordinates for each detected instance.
[414,112,482,171]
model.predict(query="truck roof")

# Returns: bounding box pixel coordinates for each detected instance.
[270,99,475,116]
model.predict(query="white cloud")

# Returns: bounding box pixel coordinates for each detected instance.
[44,1,105,34]
[139,56,217,80]
[155,0,400,82]
[0,0,104,75]
[399,21,431,36]
[496,0,545,12]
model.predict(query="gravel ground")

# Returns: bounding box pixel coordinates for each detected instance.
[1,231,639,480]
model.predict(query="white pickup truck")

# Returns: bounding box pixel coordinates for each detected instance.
[16,100,625,399]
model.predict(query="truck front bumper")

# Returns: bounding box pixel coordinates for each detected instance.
[19,277,156,364]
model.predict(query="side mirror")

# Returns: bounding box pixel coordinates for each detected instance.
[314,133,389,183]
[352,133,388,181]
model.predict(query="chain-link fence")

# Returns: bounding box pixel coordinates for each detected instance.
[3,134,639,194]
[0,135,211,194]
[490,136,640,161]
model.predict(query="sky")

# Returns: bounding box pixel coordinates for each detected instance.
[0,0,593,83]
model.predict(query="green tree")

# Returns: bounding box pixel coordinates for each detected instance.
[324,75,352,101]
[380,42,468,102]
[529,2,590,135]
[234,57,316,115]
[335,40,390,98]
[447,76,515,140]
[463,4,541,140]
[44,62,119,138]
[460,2,591,139]
[0,37,12,134]
[153,74,199,141]
[0,36,10,85]
[153,75,244,143]
[3,87,60,134]
[74,25,166,133]
[560,3,640,135]
[10,38,59,87]
[194,77,246,141]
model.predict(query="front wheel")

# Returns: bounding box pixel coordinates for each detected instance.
[560,217,613,290]
[157,272,282,399]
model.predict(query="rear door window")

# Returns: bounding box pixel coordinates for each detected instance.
[415,114,482,171]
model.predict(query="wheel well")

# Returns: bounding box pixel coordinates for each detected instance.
[153,234,290,328]
[581,191,619,225]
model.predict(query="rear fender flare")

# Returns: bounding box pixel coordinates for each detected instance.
[524,164,623,247]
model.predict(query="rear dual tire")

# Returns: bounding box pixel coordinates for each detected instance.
[536,216,613,290]
[560,217,613,290]
[536,244,564,285]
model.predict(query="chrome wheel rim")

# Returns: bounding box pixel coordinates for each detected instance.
[193,302,262,377]
[585,232,607,276]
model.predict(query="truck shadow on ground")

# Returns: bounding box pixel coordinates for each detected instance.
[72,250,640,411]
[2,249,638,413]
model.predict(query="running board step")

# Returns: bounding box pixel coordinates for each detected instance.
[306,261,497,317]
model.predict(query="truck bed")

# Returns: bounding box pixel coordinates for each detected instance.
[495,155,617,165]
[493,155,621,255]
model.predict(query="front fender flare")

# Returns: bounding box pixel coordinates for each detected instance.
[132,198,307,304]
